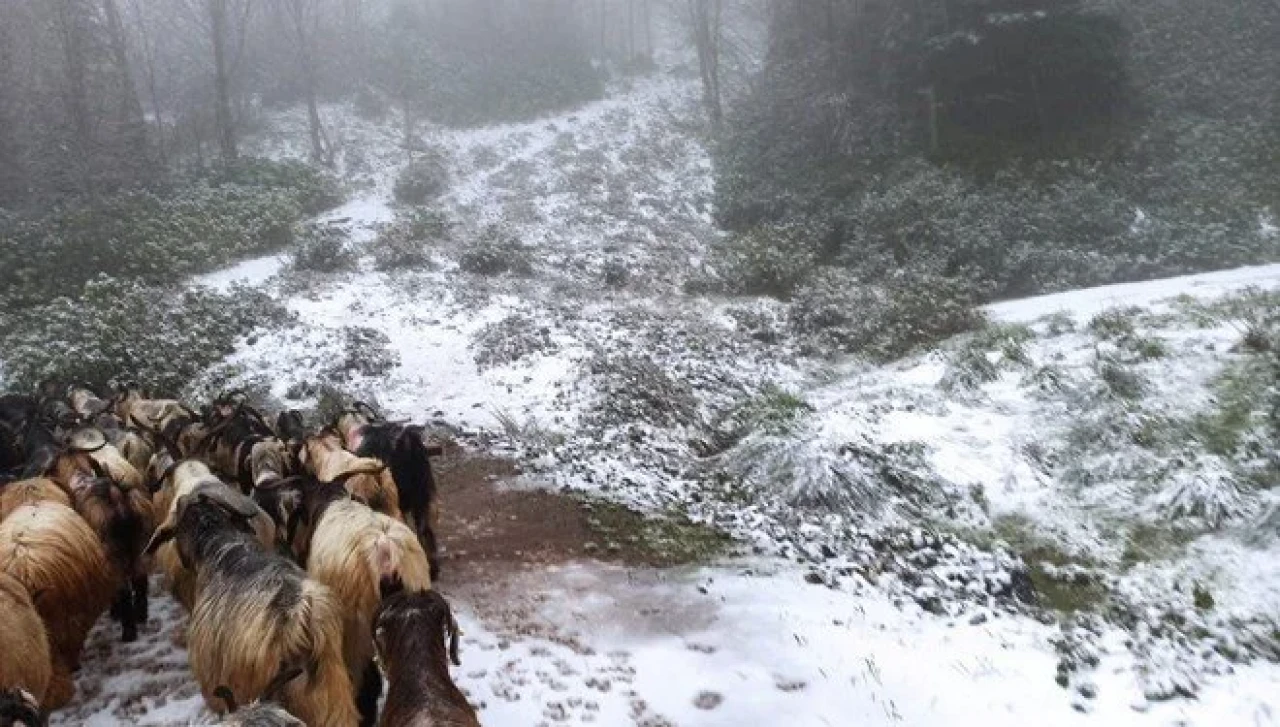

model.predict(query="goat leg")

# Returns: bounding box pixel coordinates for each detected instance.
[115,586,138,643]
[133,572,150,623]
[356,662,383,727]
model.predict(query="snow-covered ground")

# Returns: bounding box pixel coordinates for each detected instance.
[50,26,1280,727]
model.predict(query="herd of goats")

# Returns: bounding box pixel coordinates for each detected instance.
[0,383,481,727]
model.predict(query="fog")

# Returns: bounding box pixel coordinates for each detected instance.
[0,1,1277,725]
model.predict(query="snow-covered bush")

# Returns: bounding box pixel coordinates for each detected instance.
[0,160,337,307]
[327,326,399,380]
[585,354,700,430]
[458,225,533,277]
[289,222,357,273]
[393,151,451,205]
[370,210,452,271]
[471,315,558,369]
[711,221,823,299]
[790,267,987,360]
[1,276,288,396]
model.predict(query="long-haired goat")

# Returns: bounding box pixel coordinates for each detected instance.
[301,432,402,521]
[216,664,307,727]
[145,492,358,727]
[0,478,70,522]
[0,572,52,711]
[261,477,432,726]
[0,688,44,727]
[349,419,443,580]
[373,590,478,727]
[50,446,156,643]
[151,460,276,610]
[0,503,115,709]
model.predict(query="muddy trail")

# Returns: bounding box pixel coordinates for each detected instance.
[54,449,740,726]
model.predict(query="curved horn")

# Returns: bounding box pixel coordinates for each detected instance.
[200,487,262,520]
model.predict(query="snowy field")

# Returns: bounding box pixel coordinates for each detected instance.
[44,37,1280,727]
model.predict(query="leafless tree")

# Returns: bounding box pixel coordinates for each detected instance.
[282,0,331,164]
[687,0,723,127]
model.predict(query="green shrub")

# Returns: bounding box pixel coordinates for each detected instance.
[198,158,342,214]
[0,276,289,396]
[370,209,452,272]
[713,221,823,299]
[393,151,451,205]
[458,226,533,277]
[289,223,358,273]
[0,159,340,308]
[790,268,988,360]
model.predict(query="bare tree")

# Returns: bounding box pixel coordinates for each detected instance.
[687,0,723,127]
[283,0,330,164]
[207,0,242,161]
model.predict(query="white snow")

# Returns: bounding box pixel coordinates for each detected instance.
[986,263,1280,323]
[43,16,1280,726]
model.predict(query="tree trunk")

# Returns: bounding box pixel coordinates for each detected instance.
[209,0,238,162]
[287,0,327,164]
[643,0,653,61]
[56,0,94,194]
[102,0,151,179]
[689,0,722,128]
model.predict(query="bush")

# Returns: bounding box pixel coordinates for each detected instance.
[0,159,340,308]
[393,151,451,205]
[370,209,452,272]
[289,223,357,273]
[327,327,400,380]
[0,276,289,396]
[712,221,824,299]
[458,226,533,277]
[471,315,558,369]
[198,158,342,215]
[790,268,988,360]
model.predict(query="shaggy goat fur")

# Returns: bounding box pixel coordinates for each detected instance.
[0,503,114,709]
[148,493,358,727]
[301,433,401,521]
[352,423,443,580]
[0,478,69,522]
[282,480,432,726]
[52,451,156,643]
[374,590,478,727]
[153,461,276,611]
[0,573,52,710]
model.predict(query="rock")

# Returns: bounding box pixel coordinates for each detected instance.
[969,612,989,626]
[804,572,825,585]
[1077,682,1098,700]
[693,691,723,710]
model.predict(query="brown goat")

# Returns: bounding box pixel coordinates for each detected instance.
[0,503,115,709]
[0,572,52,711]
[374,590,478,727]
[268,478,431,726]
[146,492,358,727]
[152,460,276,611]
[50,450,156,643]
[301,433,402,521]
[0,478,70,522]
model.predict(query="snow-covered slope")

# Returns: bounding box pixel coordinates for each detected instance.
[53,34,1280,727]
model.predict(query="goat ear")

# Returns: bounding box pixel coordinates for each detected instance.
[263,662,305,702]
[144,525,175,555]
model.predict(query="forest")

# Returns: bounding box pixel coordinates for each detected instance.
[0,1,1277,725]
